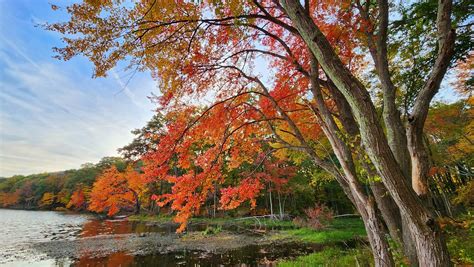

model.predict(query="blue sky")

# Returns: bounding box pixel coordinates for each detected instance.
[0,0,156,177]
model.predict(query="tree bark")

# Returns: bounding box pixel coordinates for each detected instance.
[360,0,412,178]
[370,181,402,243]
[361,198,394,267]
[309,57,394,266]
[327,78,404,245]
[131,189,140,214]
[407,0,455,198]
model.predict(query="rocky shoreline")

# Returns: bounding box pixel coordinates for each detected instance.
[32,230,278,260]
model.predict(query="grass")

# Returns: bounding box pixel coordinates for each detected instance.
[202,225,223,236]
[233,217,296,228]
[271,217,366,244]
[130,214,371,266]
[128,214,366,243]
[269,218,372,266]
[277,247,373,267]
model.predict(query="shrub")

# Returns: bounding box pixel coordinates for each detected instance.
[293,204,334,230]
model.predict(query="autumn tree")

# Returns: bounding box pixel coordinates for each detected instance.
[0,190,20,208]
[89,165,148,216]
[67,186,89,211]
[451,52,473,95]
[47,0,473,265]
[39,192,56,209]
[425,97,473,166]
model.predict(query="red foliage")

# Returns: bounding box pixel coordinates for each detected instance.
[89,166,147,217]
[48,0,373,232]
[67,187,88,211]
[293,204,334,230]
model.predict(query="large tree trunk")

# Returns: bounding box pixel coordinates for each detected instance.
[328,78,409,258]
[370,182,402,243]
[281,1,451,265]
[308,57,393,266]
[363,153,417,264]
[370,1,420,262]
[262,52,395,265]
[360,198,394,267]
[407,0,455,202]
[328,83,404,245]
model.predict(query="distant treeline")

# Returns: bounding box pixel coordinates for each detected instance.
[0,156,354,218]
[0,157,126,211]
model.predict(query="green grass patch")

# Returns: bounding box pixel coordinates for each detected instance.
[278,214,474,266]
[273,217,366,244]
[132,213,474,265]
[129,215,366,244]
[277,246,373,267]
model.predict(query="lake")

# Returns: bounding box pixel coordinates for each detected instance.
[0,209,326,266]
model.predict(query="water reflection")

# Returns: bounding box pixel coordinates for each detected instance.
[70,242,324,267]
[74,252,134,267]
[77,219,292,239]
[80,220,134,237]
[79,219,178,237]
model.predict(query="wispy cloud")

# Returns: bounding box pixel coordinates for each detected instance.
[111,68,148,109]
[0,0,156,177]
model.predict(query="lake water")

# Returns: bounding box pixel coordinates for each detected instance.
[0,209,87,266]
[0,209,328,266]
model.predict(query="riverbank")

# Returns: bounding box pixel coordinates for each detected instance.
[127,214,375,265]
[129,214,367,243]
[33,230,280,260]
[28,217,368,266]
[128,213,474,266]
[0,209,370,266]
[2,208,472,266]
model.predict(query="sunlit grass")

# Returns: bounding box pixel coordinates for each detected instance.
[277,247,373,267]
[272,217,366,244]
